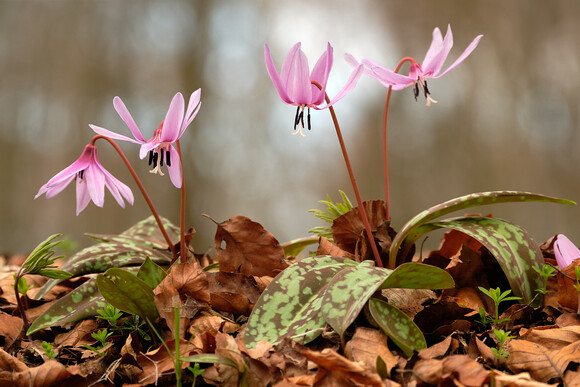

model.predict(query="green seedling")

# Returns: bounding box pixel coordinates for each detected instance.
[122,314,150,340]
[187,363,205,386]
[533,263,557,294]
[83,328,113,357]
[41,341,57,360]
[491,329,515,359]
[478,287,522,325]
[96,304,124,326]
[308,190,353,240]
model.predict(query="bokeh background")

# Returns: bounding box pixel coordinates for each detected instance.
[1,0,579,257]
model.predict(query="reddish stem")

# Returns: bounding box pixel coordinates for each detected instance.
[312,81,383,268]
[383,57,415,223]
[90,135,179,260]
[176,140,187,263]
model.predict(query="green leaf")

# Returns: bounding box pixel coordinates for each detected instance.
[96,268,159,322]
[180,354,238,369]
[413,216,544,306]
[281,236,320,258]
[137,257,167,289]
[369,298,427,357]
[380,262,455,290]
[36,269,73,280]
[244,256,356,349]
[389,191,575,268]
[321,262,390,339]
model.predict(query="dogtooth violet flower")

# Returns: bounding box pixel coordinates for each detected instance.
[554,234,580,269]
[35,144,134,215]
[264,42,363,137]
[89,90,201,188]
[346,25,483,106]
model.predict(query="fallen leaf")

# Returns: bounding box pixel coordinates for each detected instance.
[0,311,22,348]
[316,236,355,259]
[207,271,262,315]
[418,334,458,360]
[414,355,489,386]
[344,327,399,376]
[213,215,288,277]
[0,349,71,386]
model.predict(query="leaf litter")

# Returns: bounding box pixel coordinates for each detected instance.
[2,210,580,386]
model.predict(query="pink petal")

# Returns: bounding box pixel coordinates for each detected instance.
[287,48,311,104]
[84,162,105,208]
[554,234,580,269]
[166,146,182,188]
[435,33,483,78]
[181,89,202,136]
[362,59,415,89]
[279,42,302,93]
[422,25,453,76]
[317,64,364,109]
[113,97,147,142]
[89,124,143,144]
[101,166,134,208]
[160,93,185,142]
[310,43,333,105]
[139,141,158,159]
[264,44,293,104]
[75,178,92,215]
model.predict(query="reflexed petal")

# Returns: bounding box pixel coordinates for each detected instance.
[182,89,202,135]
[344,53,360,68]
[161,93,185,142]
[139,141,158,159]
[166,146,182,188]
[310,43,333,105]
[422,25,453,76]
[113,97,147,142]
[362,59,415,89]
[264,44,293,104]
[287,48,311,104]
[435,33,483,78]
[75,178,92,216]
[101,167,134,208]
[89,124,142,144]
[554,234,580,269]
[318,64,364,109]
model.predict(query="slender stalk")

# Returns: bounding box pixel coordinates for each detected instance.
[312,81,382,267]
[90,135,178,260]
[175,140,187,263]
[14,271,30,334]
[382,57,415,222]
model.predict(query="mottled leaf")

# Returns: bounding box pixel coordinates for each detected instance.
[96,268,159,322]
[369,297,427,357]
[137,257,167,289]
[390,191,575,268]
[244,256,356,348]
[380,262,455,290]
[321,261,390,338]
[413,216,545,306]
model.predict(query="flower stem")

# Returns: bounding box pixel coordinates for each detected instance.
[383,57,415,222]
[175,140,187,263]
[312,81,383,267]
[14,271,30,335]
[90,135,179,260]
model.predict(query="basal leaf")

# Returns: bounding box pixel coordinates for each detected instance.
[180,353,238,369]
[96,268,159,322]
[281,236,320,258]
[380,262,455,290]
[369,297,427,357]
[137,257,167,289]
[321,262,390,339]
[414,216,545,306]
[390,191,575,268]
[244,256,356,349]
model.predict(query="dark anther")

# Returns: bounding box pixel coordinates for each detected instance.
[151,152,159,168]
[166,149,171,167]
[413,82,420,101]
[423,81,431,98]
[78,170,84,179]
[148,150,154,166]
[160,149,164,167]
[307,108,311,130]
[294,106,301,129]
[299,109,305,129]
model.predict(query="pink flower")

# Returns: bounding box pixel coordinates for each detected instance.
[264,42,363,137]
[35,144,134,215]
[90,90,201,188]
[346,25,483,106]
[554,234,580,269]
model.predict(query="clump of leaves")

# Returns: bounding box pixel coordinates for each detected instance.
[15,234,73,332]
[491,329,515,359]
[308,190,353,240]
[478,287,521,326]
[41,341,57,360]
[83,328,113,357]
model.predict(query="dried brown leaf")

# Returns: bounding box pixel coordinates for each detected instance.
[344,327,399,376]
[214,215,288,277]
[414,355,488,386]
[418,334,459,360]
[0,349,71,386]
[508,339,580,382]
[207,271,261,315]
[316,236,354,259]
[0,311,22,348]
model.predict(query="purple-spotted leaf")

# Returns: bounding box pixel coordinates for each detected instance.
[369,297,426,357]
[379,262,455,290]
[33,216,176,300]
[96,268,159,322]
[415,216,545,306]
[137,257,168,289]
[321,261,390,339]
[244,255,356,349]
[389,191,575,268]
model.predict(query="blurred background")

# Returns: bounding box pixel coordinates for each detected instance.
[1,0,579,257]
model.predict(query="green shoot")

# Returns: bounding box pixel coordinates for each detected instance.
[308,190,353,239]
[491,329,515,359]
[122,314,150,340]
[41,341,57,360]
[533,264,557,294]
[96,304,124,326]
[83,328,113,357]
[478,287,521,325]
[475,306,494,328]
[187,363,205,385]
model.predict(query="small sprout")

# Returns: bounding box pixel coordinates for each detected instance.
[478,287,521,326]
[308,190,353,239]
[187,363,205,385]
[41,341,57,360]
[15,276,33,296]
[491,329,515,359]
[533,264,557,294]
[475,306,494,328]
[96,304,123,326]
[83,328,113,357]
